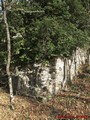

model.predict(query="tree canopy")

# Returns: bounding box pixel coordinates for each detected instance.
[0,0,90,66]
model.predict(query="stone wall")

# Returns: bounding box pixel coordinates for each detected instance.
[14,48,89,101]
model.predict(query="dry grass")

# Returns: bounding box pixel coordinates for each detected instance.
[0,65,90,120]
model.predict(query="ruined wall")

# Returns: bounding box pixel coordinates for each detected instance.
[15,48,88,101]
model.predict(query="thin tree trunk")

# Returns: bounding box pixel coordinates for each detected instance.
[62,58,68,90]
[74,50,77,78]
[1,0,14,110]
[86,49,90,65]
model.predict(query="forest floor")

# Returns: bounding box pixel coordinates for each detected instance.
[0,64,90,120]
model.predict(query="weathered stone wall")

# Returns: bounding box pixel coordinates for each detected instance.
[13,48,89,101]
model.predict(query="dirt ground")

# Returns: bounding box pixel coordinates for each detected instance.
[0,65,90,120]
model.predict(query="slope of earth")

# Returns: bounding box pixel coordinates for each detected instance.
[0,64,90,120]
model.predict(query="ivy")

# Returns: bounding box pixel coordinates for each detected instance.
[0,0,90,66]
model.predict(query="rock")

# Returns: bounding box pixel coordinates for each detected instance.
[15,48,88,101]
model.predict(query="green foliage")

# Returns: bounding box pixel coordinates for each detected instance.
[0,0,90,66]
[0,22,7,65]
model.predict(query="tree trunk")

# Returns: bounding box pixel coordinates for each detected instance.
[62,58,68,90]
[74,50,77,78]
[86,48,90,65]
[1,0,14,110]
